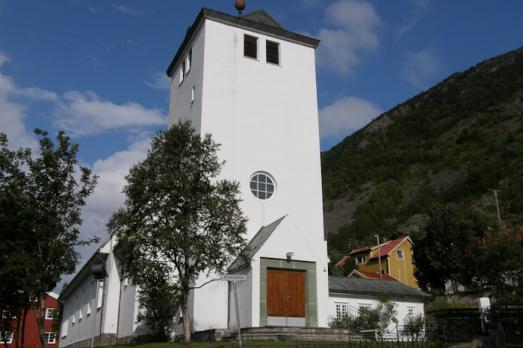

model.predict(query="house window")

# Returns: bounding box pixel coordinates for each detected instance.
[179,49,192,85]
[45,308,56,320]
[355,254,366,265]
[244,35,258,59]
[407,306,415,316]
[191,86,195,103]
[45,332,56,344]
[266,40,280,65]
[397,250,404,259]
[60,320,68,338]
[358,303,372,311]
[97,282,104,309]
[78,308,82,322]
[185,50,192,74]
[71,314,75,327]
[86,302,91,317]
[335,303,349,319]
[250,172,275,200]
[1,332,13,344]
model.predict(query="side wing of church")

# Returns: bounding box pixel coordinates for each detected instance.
[166,8,329,331]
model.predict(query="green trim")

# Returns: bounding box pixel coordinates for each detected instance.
[259,258,317,327]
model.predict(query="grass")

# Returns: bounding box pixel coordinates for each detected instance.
[102,341,447,348]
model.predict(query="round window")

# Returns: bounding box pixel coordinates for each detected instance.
[250,172,275,200]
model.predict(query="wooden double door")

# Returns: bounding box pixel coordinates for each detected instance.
[267,268,306,318]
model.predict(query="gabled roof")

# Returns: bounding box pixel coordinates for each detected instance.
[228,216,286,273]
[349,245,373,255]
[243,10,282,28]
[166,8,320,77]
[369,236,411,260]
[348,269,397,282]
[329,276,430,301]
[59,250,109,300]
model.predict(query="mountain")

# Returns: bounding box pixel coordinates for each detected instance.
[322,47,523,259]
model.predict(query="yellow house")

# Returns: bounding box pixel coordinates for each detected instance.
[336,236,419,289]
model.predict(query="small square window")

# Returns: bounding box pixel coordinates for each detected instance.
[266,40,279,65]
[45,308,56,320]
[45,332,56,344]
[355,254,366,265]
[397,250,404,259]
[244,35,258,59]
[1,332,13,344]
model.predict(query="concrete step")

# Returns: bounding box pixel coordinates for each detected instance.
[236,327,363,342]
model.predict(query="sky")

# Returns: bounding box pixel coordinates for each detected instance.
[0,0,522,288]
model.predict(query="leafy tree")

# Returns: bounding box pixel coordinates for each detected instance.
[402,314,425,340]
[413,204,495,291]
[0,130,97,348]
[111,121,247,343]
[135,270,178,341]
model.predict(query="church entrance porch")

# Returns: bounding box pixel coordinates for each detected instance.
[260,258,317,327]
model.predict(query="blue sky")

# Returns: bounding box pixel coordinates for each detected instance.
[1,0,522,274]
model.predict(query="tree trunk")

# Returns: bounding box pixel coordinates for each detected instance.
[182,306,191,343]
[20,307,27,348]
[15,312,21,348]
[33,299,47,348]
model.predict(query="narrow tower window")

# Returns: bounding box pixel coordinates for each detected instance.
[244,35,258,59]
[191,86,195,103]
[266,40,279,65]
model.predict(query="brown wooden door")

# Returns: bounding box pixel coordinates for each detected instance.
[267,268,306,317]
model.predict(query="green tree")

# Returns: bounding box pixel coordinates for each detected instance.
[111,121,247,343]
[135,269,178,341]
[0,130,97,348]
[413,204,495,291]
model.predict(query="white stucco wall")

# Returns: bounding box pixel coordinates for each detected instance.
[328,294,425,332]
[169,16,328,331]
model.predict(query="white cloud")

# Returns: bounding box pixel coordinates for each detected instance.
[113,5,144,16]
[54,91,165,136]
[145,72,171,91]
[402,49,444,88]
[397,0,430,38]
[58,136,152,291]
[0,52,9,67]
[0,53,40,150]
[16,87,59,101]
[319,96,382,138]
[317,0,380,76]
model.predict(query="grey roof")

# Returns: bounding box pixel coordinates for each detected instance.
[243,10,282,28]
[166,8,320,77]
[59,251,108,300]
[228,215,286,273]
[329,276,431,301]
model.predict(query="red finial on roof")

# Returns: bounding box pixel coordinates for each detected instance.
[235,0,246,15]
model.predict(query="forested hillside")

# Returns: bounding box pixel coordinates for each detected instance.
[322,47,523,262]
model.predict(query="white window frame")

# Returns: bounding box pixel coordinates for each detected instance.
[45,332,56,344]
[407,306,415,317]
[355,254,366,265]
[249,172,275,200]
[335,302,349,319]
[71,314,75,326]
[358,303,372,310]
[45,308,55,320]
[397,249,404,260]
[60,320,68,338]
[185,50,192,74]
[191,86,195,103]
[86,302,91,317]
[78,308,83,322]
[97,282,104,309]
[1,331,13,344]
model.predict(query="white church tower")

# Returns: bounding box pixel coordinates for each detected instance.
[167,4,329,332]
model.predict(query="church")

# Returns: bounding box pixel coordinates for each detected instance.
[58,5,428,347]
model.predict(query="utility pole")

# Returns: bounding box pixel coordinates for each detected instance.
[375,234,383,280]
[489,189,502,224]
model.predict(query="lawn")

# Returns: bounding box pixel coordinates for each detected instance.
[103,341,446,348]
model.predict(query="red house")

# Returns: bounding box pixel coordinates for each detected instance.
[1,293,60,348]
